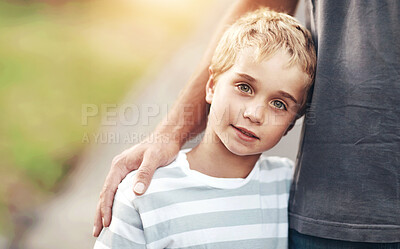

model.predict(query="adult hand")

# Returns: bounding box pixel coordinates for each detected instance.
[92,134,180,237]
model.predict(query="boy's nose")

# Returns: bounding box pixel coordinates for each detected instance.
[243,105,265,124]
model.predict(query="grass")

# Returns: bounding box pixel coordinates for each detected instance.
[0,0,211,241]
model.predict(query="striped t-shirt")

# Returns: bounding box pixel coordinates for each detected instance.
[94,149,294,249]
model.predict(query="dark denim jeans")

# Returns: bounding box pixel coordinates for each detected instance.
[289,229,400,249]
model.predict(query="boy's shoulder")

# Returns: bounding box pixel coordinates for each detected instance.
[258,155,294,170]
[257,155,294,181]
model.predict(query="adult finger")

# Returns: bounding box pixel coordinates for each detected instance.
[93,202,103,237]
[93,180,118,236]
[99,182,118,227]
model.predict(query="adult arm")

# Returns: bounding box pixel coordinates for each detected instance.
[93,0,299,237]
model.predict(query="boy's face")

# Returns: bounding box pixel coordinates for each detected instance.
[206,47,310,156]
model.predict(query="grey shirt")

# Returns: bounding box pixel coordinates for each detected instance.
[289,0,400,243]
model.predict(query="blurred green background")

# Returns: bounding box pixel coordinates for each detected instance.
[0,0,211,245]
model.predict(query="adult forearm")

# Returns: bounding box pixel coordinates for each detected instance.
[155,0,299,147]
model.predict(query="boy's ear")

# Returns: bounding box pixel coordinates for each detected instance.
[205,67,216,104]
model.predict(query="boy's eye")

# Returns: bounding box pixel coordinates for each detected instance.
[238,84,252,93]
[271,100,287,110]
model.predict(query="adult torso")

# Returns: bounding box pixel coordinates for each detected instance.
[289,0,400,242]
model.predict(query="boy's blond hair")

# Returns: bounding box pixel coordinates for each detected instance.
[210,8,316,111]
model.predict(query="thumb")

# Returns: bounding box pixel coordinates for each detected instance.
[132,153,158,195]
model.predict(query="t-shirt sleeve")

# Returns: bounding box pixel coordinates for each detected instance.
[94,172,146,249]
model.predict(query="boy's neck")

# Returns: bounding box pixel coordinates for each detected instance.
[186,127,261,179]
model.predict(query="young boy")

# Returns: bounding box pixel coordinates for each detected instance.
[94,8,316,249]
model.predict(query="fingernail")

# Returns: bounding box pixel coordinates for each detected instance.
[93,226,96,236]
[102,217,105,227]
[134,182,145,194]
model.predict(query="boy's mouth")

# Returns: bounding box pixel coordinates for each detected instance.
[231,125,259,140]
